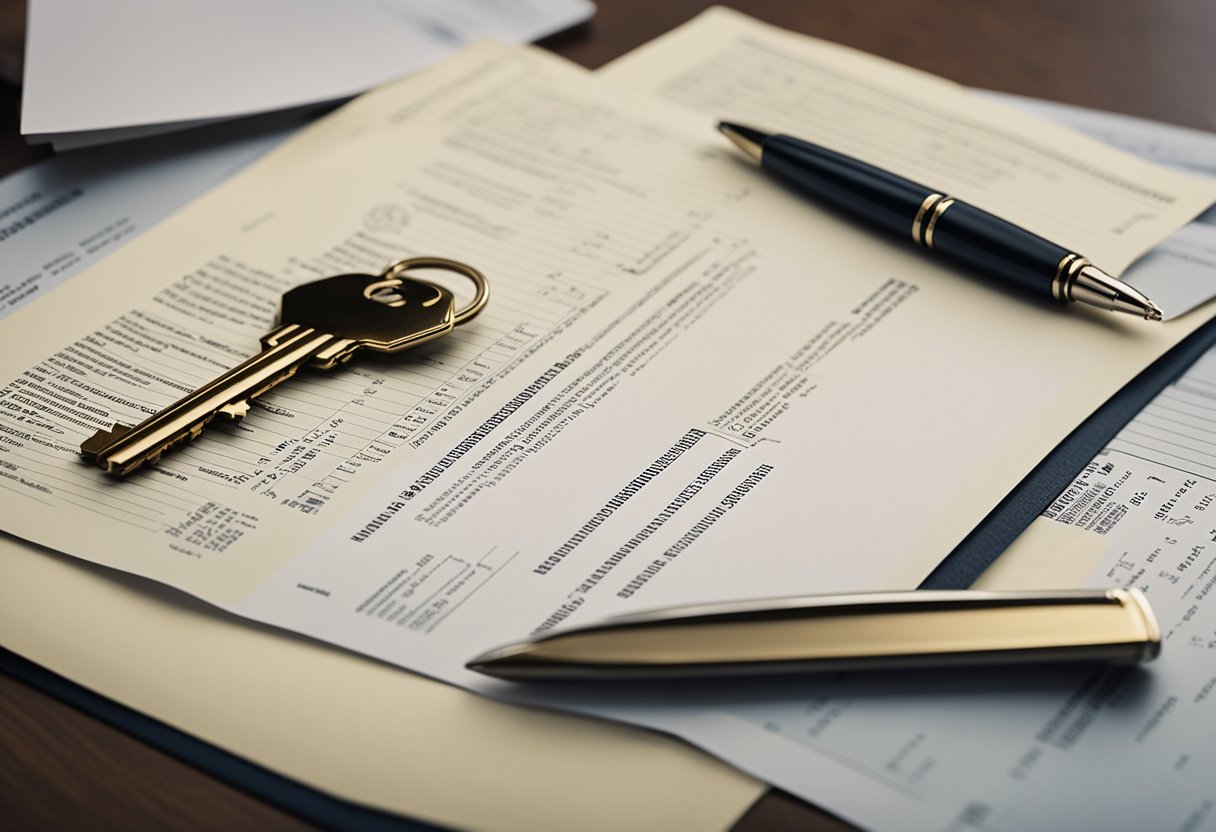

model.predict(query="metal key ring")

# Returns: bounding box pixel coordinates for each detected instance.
[380,256,490,326]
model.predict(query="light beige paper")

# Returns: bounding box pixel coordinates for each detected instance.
[600,7,1216,274]
[0,38,1214,832]
[0,536,764,832]
[1,44,767,830]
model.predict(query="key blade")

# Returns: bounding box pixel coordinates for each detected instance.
[80,423,133,461]
[81,328,344,476]
[105,422,206,477]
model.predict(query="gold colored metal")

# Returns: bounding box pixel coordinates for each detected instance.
[81,257,489,476]
[1059,254,1091,302]
[717,123,763,162]
[922,196,955,249]
[381,256,490,326]
[1050,254,1162,319]
[1052,253,1082,301]
[1075,264,1163,320]
[468,588,1160,679]
[80,326,346,476]
[912,193,945,246]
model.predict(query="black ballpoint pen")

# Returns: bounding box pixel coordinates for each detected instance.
[718,122,1163,321]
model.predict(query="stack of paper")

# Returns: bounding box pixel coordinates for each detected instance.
[6,9,1216,832]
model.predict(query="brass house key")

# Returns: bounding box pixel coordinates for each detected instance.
[81,257,489,476]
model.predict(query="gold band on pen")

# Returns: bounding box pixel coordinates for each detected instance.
[1051,252,1092,302]
[912,193,945,246]
[923,197,955,250]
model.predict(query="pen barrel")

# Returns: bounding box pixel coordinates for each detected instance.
[928,201,1066,299]
[470,588,1162,680]
[764,136,1069,301]
[764,136,929,238]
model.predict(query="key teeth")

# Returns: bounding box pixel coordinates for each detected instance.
[80,423,134,460]
[82,324,339,476]
[121,427,202,476]
[89,403,251,475]
[217,400,250,420]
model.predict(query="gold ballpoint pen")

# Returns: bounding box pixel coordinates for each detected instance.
[467,588,1160,680]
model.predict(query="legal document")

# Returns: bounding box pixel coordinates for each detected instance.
[2,21,1216,832]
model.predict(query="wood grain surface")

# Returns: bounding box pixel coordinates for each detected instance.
[1,1,1214,830]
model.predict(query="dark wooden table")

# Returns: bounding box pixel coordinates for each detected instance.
[2,1,1214,829]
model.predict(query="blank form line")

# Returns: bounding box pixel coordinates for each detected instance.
[1126,418,1216,449]
[1109,440,1216,480]
[1121,427,1216,463]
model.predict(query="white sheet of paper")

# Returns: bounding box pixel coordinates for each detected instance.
[982,91,1216,196]
[620,346,1216,832]
[536,18,1216,827]
[21,0,594,149]
[0,122,295,318]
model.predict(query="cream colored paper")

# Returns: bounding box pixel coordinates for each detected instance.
[599,7,1216,275]
[0,536,763,831]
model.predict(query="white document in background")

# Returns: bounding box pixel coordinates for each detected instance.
[984,91,1216,193]
[0,121,295,318]
[21,0,594,149]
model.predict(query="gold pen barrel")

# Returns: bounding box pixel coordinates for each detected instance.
[467,589,1160,680]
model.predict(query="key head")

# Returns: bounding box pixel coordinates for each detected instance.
[277,274,456,353]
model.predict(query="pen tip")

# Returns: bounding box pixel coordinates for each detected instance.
[717,122,765,163]
[466,641,530,678]
[1072,264,1165,322]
